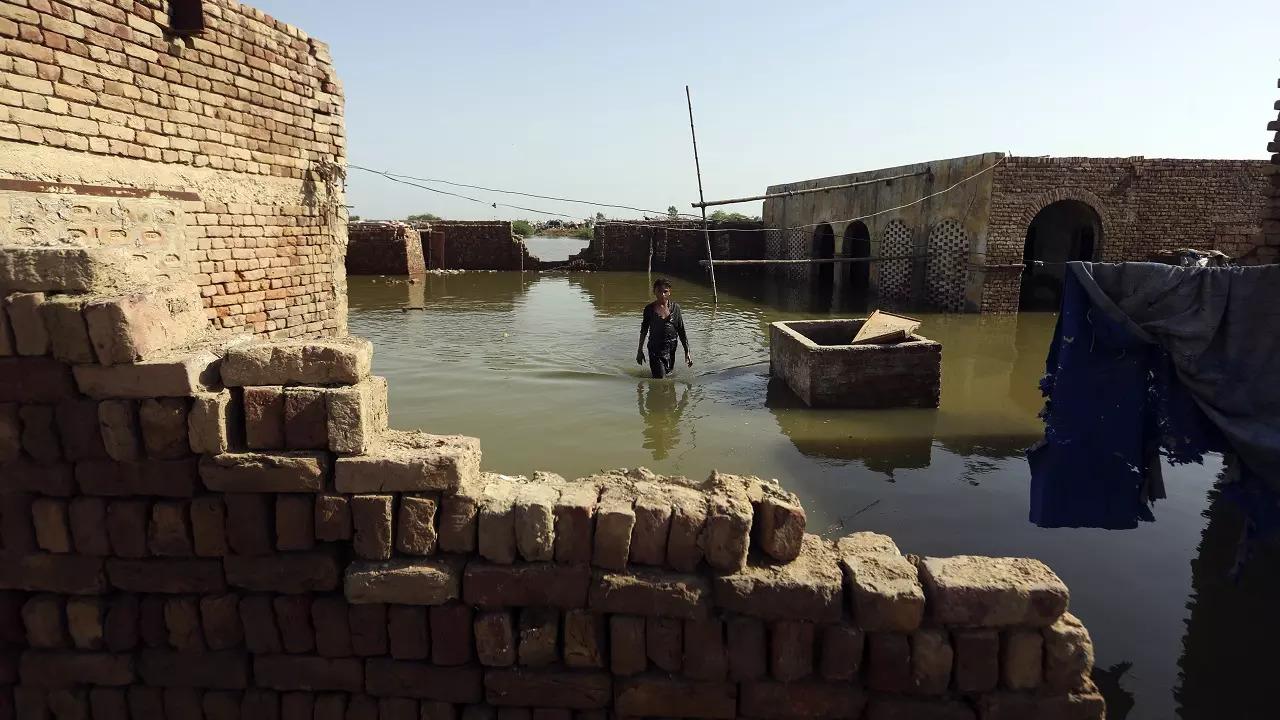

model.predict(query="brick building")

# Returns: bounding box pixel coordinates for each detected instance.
[0,0,347,337]
[762,154,1271,313]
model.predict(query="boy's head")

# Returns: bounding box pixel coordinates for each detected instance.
[653,278,672,301]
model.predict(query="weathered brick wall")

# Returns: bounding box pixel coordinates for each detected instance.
[584,222,767,274]
[426,222,537,271]
[1264,79,1280,260]
[0,274,1105,719]
[0,0,348,337]
[346,223,425,276]
[983,156,1271,312]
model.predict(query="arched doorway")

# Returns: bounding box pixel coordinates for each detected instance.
[842,221,871,310]
[812,223,835,308]
[1020,200,1102,311]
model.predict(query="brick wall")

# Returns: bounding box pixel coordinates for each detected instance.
[1264,79,1280,260]
[0,0,348,337]
[347,223,425,275]
[583,222,767,274]
[982,156,1270,311]
[425,222,537,271]
[0,282,1106,718]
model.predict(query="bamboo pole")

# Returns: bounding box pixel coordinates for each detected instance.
[685,85,717,303]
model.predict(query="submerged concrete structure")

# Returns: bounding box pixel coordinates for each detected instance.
[763,154,1271,313]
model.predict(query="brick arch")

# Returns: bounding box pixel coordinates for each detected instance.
[1016,187,1111,236]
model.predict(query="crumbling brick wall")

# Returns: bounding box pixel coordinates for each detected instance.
[0,0,348,337]
[0,274,1106,719]
[983,157,1270,312]
[584,222,767,273]
[426,222,538,271]
[347,223,425,276]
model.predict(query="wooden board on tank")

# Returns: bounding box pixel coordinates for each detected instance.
[852,310,920,345]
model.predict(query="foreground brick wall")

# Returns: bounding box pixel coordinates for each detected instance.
[0,0,348,337]
[424,222,537,271]
[347,223,425,275]
[0,277,1105,719]
[982,156,1270,312]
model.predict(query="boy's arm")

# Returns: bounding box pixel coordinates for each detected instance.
[637,305,650,360]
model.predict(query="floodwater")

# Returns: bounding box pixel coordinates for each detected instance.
[348,270,1279,720]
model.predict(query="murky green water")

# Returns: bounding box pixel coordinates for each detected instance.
[348,271,1276,720]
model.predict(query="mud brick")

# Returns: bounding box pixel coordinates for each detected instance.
[225,493,273,556]
[464,561,590,609]
[387,604,429,660]
[244,386,286,450]
[164,688,204,720]
[348,695,380,720]
[363,658,481,702]
[841,550,925,632]
[589,568,710,619]
[20,650,135,687]
[496,709,528,720]
[334,432,480,494]
[739,681,867,719]
[254,655,364,692]
[751,482,806,562]
[553,480,597,564]
[517,608,559,667]
[191,496,228,557]
[397,495,438,555]
[32,497,71,553]
[66,597,104,650]
[865,699,976,720]
[918,556,1068,628]
[89,688,129,720]
[314,693,346,720]
[140,595,168,648]
[609,615,646,675]
[108,558,226,594]
[484,668,610,709]
[953,629,998,693]
[201,594,244,651]
[1002,629,1043,690]
[103,595,139,652]
[0,403,19,462]
[106,500,149,558]
[240,595,283,655]
[0,457,74,496]
[910,629,952,696]
[422,702,457,720]
[242,689,281,720]
[726,616,766,680]
[379,698,418,720]
[819,624,864,681]
[149,500,194,556]
[23,594,67,648]
[315,494,352,542]
[199,452,329,493]
[350,603,387,657]
[326,376,388,455]
[1043,612,1094,692]
[713,535,843,623]
[189,389,237,455]
[770,620,814,682]
[530,711,567,720]
[225,552,341,594]
[702,472,753,572]
[0,357,75,403]
[614,675,734,718]
[7,292,50,356]
[221,339,373,388]
[284,388,328,451]
[14,687,49,719]
[629,484,671,567]
[282,692,316,720]
[20,405,62,461]
[127,686,165,720]
[41,295,94,364]
[0,493,37,551]
[204,690,243,720]
[645,617,682,673]
[139,398,191,460]
[0,590,21,646]
[431,604,475,665]
[311,595,353,657]
[475,610,515,667]
[48,689,90,720]
[274,596,315,654]
[514,483,557,562]
[0,552,106,594]
[974,691,1105,720]
[684,618,728,681]
[97,400,142,461]
[55,399,107,462]
[439,483,479,554]
[68,497,109,556]
[591,485,634,570]
[563,610,604,668]
[76,458,199,497]
[345,557,463,605]
[665,485,706,573]
[478,478,519,564]
[351,495,393,561]
[866,633,911,693]
[277,495,316,552]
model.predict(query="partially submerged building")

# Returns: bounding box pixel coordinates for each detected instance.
[762,154,1271,313]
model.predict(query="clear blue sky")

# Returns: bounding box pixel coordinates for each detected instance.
[253,0,1277,222]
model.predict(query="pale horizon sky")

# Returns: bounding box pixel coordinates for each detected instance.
[251,0,1277,223]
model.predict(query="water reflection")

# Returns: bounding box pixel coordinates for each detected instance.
[636,381,692,461]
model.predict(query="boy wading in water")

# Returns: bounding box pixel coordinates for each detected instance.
[637,277,693,379]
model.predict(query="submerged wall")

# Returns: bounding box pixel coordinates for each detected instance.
[577,221,767,274]
[347,223,425,275]
[425,222,538,271]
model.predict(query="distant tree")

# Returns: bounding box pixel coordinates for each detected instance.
[667,206,679,220]
[595,212,605,221]
[349,215,361,221]
[406,212,442,223]
[709,210,760,222]
[511,220,535,237]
